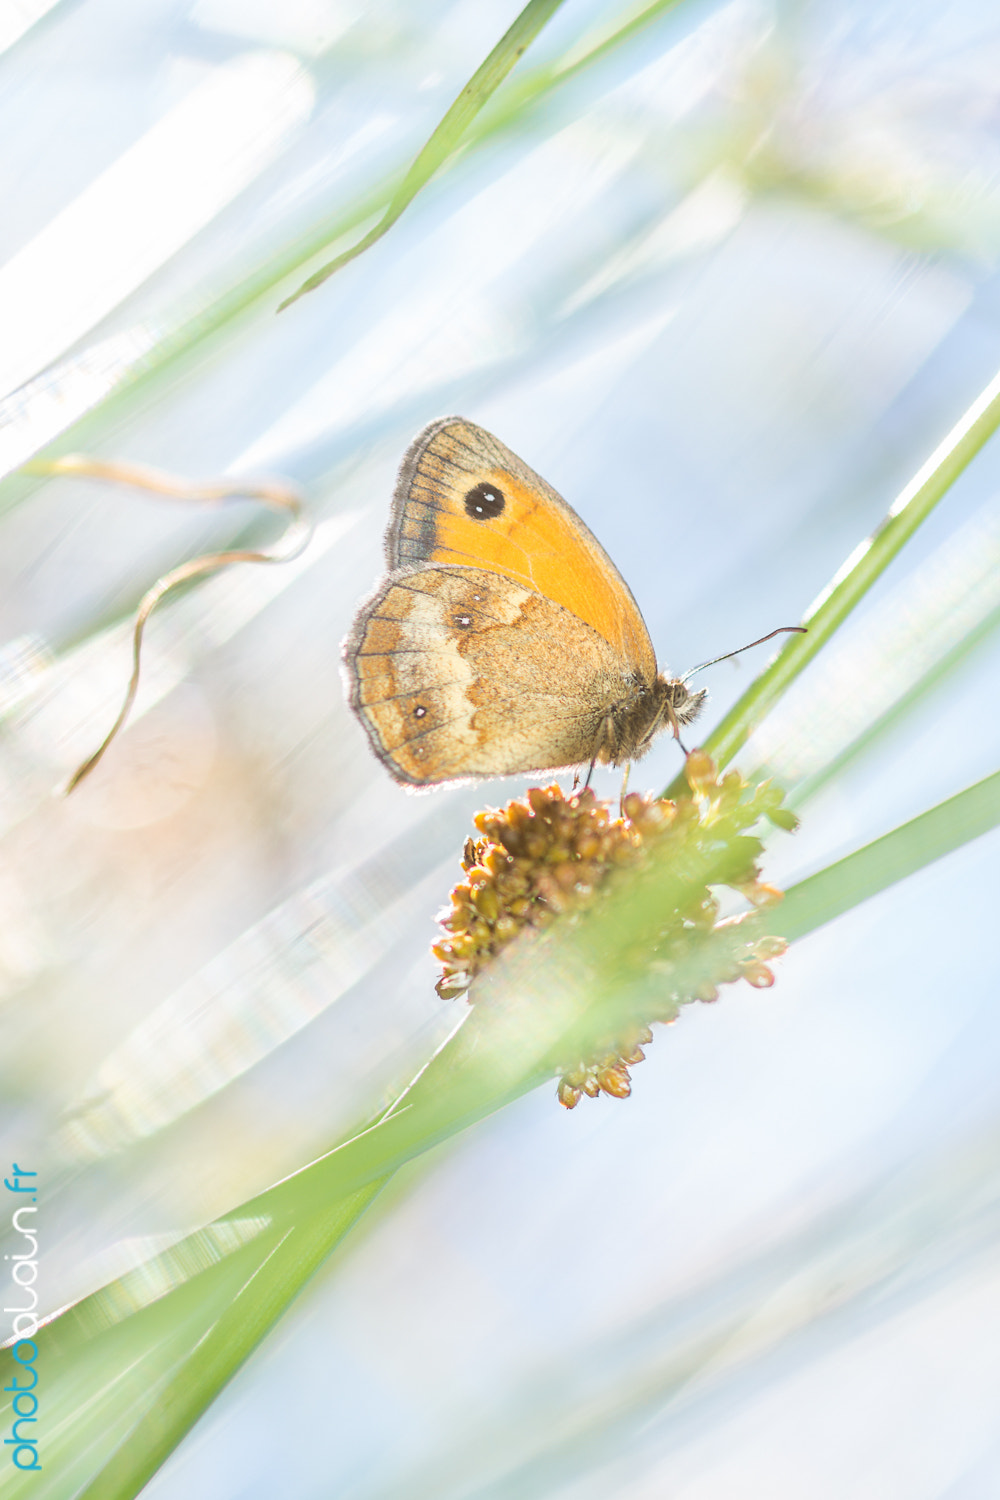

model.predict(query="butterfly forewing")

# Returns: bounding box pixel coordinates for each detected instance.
[388,418,656,680]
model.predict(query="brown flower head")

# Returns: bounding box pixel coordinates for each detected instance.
[434,751,794,1107]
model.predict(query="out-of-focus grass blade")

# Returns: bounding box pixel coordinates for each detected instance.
[381,1124,1000,1500]
[0,0,697,504]
[793,601,1000,805]
[667,363,1000,798]
[461,0,693,137]
[278,0,569,308]
[4,1224,285,1500]
[71,1185,384,1500]
[779,769,1000,941]
[279,0,698,308]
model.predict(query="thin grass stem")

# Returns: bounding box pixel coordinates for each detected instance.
[667,364,1000,797]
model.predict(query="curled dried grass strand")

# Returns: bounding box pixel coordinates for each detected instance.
[27,455,311,792]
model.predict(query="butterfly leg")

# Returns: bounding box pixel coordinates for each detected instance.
[619,762,631,817]
[664,699,691,758]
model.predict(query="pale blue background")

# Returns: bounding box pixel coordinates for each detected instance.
[0,2,999,1496]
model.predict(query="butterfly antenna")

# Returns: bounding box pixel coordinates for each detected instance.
[681,625,806,682]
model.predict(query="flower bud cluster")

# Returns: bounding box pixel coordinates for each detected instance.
[433,752,793,1107]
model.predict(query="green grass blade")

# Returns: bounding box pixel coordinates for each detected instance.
[465,0,693,135]
[71,1184,384,1500]
[278,0,569,308]
[778,769,1000,941]
[0,0,697,500]
[794,600,1000,805]
[667,363,1000,797]
[280,0,698,310]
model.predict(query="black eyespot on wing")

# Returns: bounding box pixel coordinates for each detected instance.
[413,705,428,719]
[464,482,505,520]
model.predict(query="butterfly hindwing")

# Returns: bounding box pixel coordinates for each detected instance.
[346,564,637,784]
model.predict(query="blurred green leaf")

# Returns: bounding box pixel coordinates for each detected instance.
[278,0,570,307]
[279,0,696,308]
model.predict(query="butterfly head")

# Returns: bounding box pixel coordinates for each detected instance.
[660,674,708,729]
[601,673,707,765]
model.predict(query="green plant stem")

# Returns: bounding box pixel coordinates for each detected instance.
[75,1182,385,1500]
[278,0,569,307]
[667,363,1000,798]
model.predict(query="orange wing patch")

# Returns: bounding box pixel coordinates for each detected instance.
[387,418,656,681]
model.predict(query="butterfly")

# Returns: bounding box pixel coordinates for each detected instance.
[342,416,723,787]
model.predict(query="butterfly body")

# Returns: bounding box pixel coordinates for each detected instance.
[344,418,705,786]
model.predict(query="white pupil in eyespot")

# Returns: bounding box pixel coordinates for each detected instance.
[464,482,506,519]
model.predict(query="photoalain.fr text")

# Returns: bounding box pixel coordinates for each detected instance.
[4,1165,40,1473]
